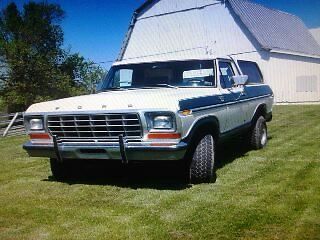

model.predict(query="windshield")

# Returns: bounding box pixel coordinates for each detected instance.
[100,60,216,90]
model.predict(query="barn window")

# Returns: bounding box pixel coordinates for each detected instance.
[296,76,318,92]
[238,60,263,84]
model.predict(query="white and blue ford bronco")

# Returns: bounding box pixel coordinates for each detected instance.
[23,58,273,183]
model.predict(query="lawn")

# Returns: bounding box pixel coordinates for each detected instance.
[0,105,319,240]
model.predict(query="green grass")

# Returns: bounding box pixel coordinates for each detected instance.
[0,105,320,240]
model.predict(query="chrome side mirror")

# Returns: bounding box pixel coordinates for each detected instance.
[232,75,248,86]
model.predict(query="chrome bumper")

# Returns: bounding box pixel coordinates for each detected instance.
[23,139,188,161]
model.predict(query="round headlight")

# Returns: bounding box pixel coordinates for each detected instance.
[153,116,173,129]
[29,119,44,130]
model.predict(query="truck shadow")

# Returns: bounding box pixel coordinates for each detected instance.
[215,138,251,169]
[44,138,259,190]
[215,135,273,169]
[45,161,192,190]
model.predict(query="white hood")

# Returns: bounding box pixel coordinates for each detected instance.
[26,88,220,114]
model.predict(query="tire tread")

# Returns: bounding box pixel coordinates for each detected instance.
[190,135,215,183]
[250,116,267,150]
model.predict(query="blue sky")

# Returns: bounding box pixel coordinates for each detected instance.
[1,0,320,69]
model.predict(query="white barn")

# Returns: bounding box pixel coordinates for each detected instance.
[114,0,320,103]
[310,28,320,46]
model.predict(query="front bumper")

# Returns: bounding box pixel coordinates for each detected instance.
[23,140,188,161]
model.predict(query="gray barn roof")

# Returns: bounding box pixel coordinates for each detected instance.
[118,0,320,61]
[229,0,320,57]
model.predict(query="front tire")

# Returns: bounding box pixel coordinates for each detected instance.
[189,134,216,184]
[250,116,268,150]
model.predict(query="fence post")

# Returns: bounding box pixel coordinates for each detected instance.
[3,112,19,137]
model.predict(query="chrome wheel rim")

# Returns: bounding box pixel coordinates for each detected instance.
[261,126,267,146]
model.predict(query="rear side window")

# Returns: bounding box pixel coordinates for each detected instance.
[238,60,263,84]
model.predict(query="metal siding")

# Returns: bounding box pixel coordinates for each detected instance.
[137,0,220,20]
[115,0,320,103]
[296,76,318,93]
[118,2,257,65]
[228,0,320,57]
[233,51,320,103]
[310,28,320,46]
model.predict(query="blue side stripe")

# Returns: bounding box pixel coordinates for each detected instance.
[179,85,273,111]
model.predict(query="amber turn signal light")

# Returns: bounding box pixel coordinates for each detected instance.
[29,133,51,140]
[147,133,181,139]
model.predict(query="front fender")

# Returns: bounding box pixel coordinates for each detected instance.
[182,116,220,144]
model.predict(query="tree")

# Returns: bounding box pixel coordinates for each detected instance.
[0,2,84,112]
[83,62,106,94]
[0,57,7,90]
[60,53,106,94]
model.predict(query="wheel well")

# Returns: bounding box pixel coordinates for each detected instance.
[252,104,267,123]
[183,117,219,163]
[185,117,220,144]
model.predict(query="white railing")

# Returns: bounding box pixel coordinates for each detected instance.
[0,112,25,138]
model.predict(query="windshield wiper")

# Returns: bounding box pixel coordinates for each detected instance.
[102,84,178,92]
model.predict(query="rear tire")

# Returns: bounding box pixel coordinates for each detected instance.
[50,158,71,181]
[189,134,216,184]
[250,116,268,150]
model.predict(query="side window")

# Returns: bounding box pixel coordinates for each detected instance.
[238,60,263,84]
[219,61,235,89]
[113,69,133,87]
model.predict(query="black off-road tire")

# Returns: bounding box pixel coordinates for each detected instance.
[50,158,72,181]
[250,116,268,150]
[189,134,216,184]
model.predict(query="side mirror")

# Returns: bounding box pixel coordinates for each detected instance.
[232,75,248,86]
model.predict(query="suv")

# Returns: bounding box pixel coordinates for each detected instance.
[23,58,273,183]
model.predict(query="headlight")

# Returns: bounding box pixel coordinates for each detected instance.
[153,116,173,129]
[146,113,175,130]
[29,119,44,131]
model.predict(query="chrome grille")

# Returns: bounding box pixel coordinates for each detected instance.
[47,113,142,139]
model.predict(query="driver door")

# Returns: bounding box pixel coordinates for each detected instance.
[218,60,247,132]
